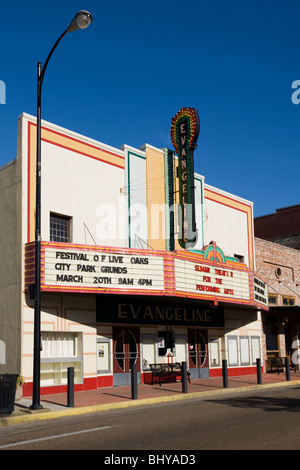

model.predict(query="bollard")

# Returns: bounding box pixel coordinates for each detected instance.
[285,357,290,381]
[181,361,188,393]
[67,367,74,408]
[131,363,138,399]
[256,358,262,384]
[222,359,228,388]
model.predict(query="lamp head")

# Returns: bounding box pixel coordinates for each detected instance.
[67,10,93,32]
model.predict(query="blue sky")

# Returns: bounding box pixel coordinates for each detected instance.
[0,0,299,217]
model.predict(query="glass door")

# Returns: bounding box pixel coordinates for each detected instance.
[113,327,140,386]
[188,329,209,379]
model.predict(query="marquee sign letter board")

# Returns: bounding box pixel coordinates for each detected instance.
[25,242,268,310]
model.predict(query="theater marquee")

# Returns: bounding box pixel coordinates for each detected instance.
[24,241,268,310]
[42,246,164,291]
[175,258,250,301]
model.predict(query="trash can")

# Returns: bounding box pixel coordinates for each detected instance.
[0,374,18,414]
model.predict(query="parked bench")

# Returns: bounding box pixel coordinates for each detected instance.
[149,363,191,386]
[266,357,284,373]
[266,357,296,374]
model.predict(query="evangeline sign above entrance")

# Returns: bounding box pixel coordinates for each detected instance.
[24,241,268,310]
[96,295,224,327]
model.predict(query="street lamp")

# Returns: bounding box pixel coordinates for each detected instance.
[31,10,93,410]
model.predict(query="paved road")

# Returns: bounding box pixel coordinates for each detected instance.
[1,386,300,451]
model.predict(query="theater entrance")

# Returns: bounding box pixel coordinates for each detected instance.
[113,327,141,386]
[188,329,209,379]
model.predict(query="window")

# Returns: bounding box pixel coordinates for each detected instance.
[209,338,220,367]
[240,336,250,365]
[41,332,79,358]
[251,337,260,364]
[283,297,295,306]
[275,267,282,278]
[141,335,156,369]
[40,332,82,386]
[175,335,187,364]
[227,336,238,366]
[115,330,125,371]
[268,295,277,305]
[158,330,175,356]
[50,213,71,242]
[234,254,244,263]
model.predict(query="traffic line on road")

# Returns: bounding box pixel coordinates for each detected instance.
[0,425,113,449]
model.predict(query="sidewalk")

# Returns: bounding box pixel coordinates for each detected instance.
[1,370,300,426]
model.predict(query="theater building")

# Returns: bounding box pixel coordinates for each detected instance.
[0,111,268,397]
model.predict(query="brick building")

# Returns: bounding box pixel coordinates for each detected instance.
[255,237,300,368]
[254,205,300,250]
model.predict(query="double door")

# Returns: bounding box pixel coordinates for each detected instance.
[112,327,208,384]
[113,327,140,386]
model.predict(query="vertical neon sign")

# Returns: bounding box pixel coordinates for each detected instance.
[171,107,200,249]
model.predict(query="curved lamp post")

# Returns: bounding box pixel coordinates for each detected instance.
[31,10,93,410]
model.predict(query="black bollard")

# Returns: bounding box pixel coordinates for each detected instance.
[256,358,262,384]
[67,367,74,407]
[222,359,228,388]
[131,363,138,399]
[181,361,188,393]
[285,357,290,381]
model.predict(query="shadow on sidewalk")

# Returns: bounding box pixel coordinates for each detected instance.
[205,387,300,413]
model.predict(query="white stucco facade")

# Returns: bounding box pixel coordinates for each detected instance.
[0,112,268,396]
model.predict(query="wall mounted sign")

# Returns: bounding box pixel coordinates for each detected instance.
[171,107,200,248]
[253,276,268,306]
[175,258,250,301]
[43,247,164,291]
[96,295,225,327]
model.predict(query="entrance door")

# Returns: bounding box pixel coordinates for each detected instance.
[113,327,140,386]
[188,329,209,379]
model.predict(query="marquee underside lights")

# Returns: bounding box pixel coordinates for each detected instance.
[171,107,200,249]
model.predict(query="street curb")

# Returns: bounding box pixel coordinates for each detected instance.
[1,379,300,427]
